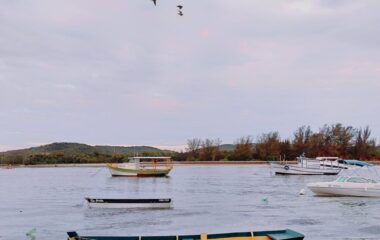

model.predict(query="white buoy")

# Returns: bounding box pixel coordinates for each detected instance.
[299,189,305,195]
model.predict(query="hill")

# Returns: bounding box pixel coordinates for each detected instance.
[1,142,173,156]
[219,144,236,151]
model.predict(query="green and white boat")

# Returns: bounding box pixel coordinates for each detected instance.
[107,157,173,177]
[67,229,304,240]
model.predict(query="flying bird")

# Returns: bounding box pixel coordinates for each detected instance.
[177,4,183,16]
[152,0,156,6]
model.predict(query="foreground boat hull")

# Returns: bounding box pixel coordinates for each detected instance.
[308,183,380,197]
[270,163,340,175]
[68,229,304,240]
[85,198,171,209]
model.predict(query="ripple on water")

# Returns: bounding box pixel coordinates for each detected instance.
[359,225,380,235]
[286,218,322,226]
[1,165,380,240]
[340,201,367,207]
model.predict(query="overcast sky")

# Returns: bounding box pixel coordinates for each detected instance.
[1,0,379,151]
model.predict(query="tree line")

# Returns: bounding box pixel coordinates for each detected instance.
[0,151,171,165]
[1,123,379,165]
[174,123,379,161]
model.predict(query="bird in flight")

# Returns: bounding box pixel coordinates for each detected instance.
[150,1,184,16]
[177,4,183,16]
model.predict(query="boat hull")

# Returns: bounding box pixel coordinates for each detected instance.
[270,163,340,175]
[107,164,172,177]
[308,182,380,197]
[68,229,304,240]
[85,198,172,209]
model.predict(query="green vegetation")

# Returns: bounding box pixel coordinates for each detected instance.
[1,123,379,165]
[0,143,173,165]
[175,123,380,161]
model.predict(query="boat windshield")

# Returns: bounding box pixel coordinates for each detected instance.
[335,176,377,183]
[335,176,348,182]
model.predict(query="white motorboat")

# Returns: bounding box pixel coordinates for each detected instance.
[270,156,341,175]
[307,175,380,197]
[317,157,372,170]
[85,197,172,208]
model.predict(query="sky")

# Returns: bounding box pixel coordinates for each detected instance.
[1,0,380,151]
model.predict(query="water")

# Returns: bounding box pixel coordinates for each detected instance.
[1,165,380,240]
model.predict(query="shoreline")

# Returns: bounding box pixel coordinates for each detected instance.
[0,160,380,170]
[2,160,379,168]
[3,161,277,168]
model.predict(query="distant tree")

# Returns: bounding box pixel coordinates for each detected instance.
[256,132,281,161]
[172,150,189,161]
[199,138,223,161]
[279,139,293,160]
[307,133,325,157]
[330,123,355,158]
[186,138,202,160]
[111,154,125,163]
[231,136,253,160]
[354,126,377,159]
[292,126,312,156]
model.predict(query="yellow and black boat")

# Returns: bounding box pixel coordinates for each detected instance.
[67,229,304,240]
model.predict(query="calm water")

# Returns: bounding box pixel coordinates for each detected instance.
[1,165,380,240]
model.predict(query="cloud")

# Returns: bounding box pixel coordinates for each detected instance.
[0,0,379,149]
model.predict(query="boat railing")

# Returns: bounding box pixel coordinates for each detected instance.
[138,160,173,169]
[279,155,287,165]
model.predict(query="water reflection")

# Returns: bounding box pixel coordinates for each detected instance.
[1,166,380,240]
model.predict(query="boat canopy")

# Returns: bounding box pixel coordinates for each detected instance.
[128,157,172,163]
[342,160,373,167]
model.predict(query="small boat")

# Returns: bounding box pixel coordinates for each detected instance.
[307,175,380,197]
[317,157,372,170]
[67,229,305,240]
[107,156,173,177]
[2,164,13,169]
[85,197,171,208]
[270,155,341,175]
